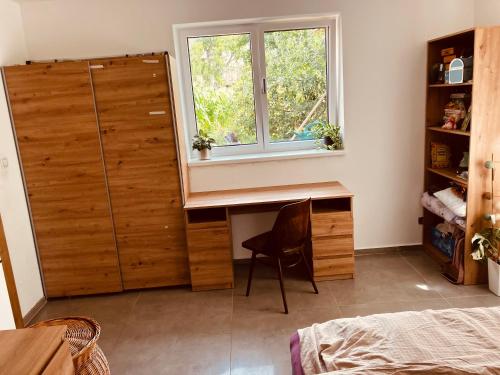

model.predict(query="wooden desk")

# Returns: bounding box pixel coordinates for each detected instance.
[0,326,74,375]
[184,182,354,291]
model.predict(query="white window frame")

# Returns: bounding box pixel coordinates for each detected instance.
[174,14,342,159]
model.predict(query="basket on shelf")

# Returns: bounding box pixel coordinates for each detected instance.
[30,316,110,375]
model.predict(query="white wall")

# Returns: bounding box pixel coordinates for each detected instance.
[475,0,500,25]
[17,0,475,257]
[0,0,44,315]
[0,267,15,329]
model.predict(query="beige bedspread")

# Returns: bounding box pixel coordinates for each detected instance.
[298,306,500,374]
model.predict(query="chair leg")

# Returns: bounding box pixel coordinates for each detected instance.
[276,257,288,314]
[246,252,257,297]
[301,250,319,294]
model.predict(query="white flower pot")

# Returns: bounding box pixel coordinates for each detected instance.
[488,258,500,296]
[199,148,211,160]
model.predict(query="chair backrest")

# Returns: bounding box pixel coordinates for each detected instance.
[269,198,311,256]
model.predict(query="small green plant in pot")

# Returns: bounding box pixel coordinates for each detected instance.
[471,158,500,296]
[471,226,500,295]
[192,130,216,160]
[311,122,344,151]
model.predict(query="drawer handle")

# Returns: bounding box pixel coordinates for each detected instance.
[90,64,104,69]
[143,59,159,64]
[149,111,166,116]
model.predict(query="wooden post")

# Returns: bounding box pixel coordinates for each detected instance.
[0,214,24,328]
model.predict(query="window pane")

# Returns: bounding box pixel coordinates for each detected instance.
[188,34,257,146]
[264,28,328,142]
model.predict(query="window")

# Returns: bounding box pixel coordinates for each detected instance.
[174,15,342,158]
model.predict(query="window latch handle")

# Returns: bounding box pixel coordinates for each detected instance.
[262,77,267,94]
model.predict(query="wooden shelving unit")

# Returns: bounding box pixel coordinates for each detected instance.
[427,168,468,186]
[427,126,470,136]
[422,27,500,284]
[428,82,473,88]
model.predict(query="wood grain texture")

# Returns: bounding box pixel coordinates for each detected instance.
[311,211,353,237]
[310,200,354,280]
[312,235,354,259]
[185,185,354,285]
[185,216,233,291]
[465,26,500,284]
[42,340,74,375]
[0,326,68,375]
[3,62,122,297]
[422,28,492,284]
[90,54,190,289]
[313,255,354,281]
[184,181,353,209]
[0,215,23,328]
[166,54,190,203]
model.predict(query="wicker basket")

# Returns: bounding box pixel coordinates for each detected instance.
[30,316,110,375]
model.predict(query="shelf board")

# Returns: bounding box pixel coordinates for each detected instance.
[427,168,468,186]
[427,126,470,136]
[428,82,473,88]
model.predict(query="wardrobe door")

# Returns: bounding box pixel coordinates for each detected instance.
[90,54,190,289]
[3,62,122,297]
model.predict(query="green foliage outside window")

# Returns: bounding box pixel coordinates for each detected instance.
[188,28,328,147]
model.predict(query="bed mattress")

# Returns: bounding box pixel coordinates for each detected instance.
[291,306,500,374]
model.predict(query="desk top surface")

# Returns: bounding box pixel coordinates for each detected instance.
[184,181,352,209]
[0,326,67,374]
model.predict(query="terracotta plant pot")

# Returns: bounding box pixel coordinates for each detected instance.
[199,148,211,160]
[488,258,500,296]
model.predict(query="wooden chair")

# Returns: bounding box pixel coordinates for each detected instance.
[242,198,318,314]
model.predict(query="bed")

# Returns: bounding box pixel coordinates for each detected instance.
[290,306,500,374]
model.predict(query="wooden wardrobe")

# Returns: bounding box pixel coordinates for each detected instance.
[2,53,190,297]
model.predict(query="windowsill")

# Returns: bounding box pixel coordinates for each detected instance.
[188,148,345,167]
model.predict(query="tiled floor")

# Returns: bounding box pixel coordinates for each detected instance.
[34,247,499,374]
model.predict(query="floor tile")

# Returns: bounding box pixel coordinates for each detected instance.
[32,250,496,375]
[339,298,451,318]
[446,294,500,308]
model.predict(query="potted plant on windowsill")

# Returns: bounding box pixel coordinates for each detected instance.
[311,121,344,151]
[192,130,215,160]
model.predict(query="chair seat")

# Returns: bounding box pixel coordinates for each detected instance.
[242,231,304,257]
[242,231,273,255]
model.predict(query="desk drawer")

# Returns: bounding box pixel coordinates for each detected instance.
[311,211,352,237]
[313,255,354,280]
[312,235,353,259]
[186,226,233,291]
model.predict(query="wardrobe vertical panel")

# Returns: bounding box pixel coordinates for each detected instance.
[90,54,190,289]
[3,62,122,297]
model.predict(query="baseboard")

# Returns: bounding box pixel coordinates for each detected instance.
[355,244,422,255]
[23,296,47,327]
[233,244,423,262]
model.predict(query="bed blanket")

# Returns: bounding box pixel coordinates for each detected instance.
[298,306,500,374]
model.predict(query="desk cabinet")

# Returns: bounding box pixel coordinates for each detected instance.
[311,198,355,281]
[185,208,233,291]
